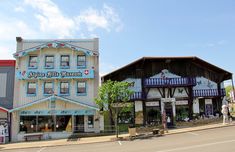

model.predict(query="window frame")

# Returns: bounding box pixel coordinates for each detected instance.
[28,55,38,69]
[77,55,86,68]
[77,81,87,96]
[44,55,54,69]
[26,82,37,96]
[59,81,70,96]
[43,81,54,96]
[60,55,70,69]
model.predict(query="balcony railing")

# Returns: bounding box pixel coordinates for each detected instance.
[130,92,144,100]
[144,77,196,87]
[193,89,226,97]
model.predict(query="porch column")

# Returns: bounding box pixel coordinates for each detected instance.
[161,100,165,114]
[72,115,75,132]
[172,101,176,117]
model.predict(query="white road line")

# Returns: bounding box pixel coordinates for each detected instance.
[118,141,122,146]
[37,147,46,152]
[155,139,235,152]
[187,132,199,136]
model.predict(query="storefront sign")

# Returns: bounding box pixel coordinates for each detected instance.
[146,101,159,107]
[205,99,212,105]
[176,100,188,105]
[20,109,95,116]
[16,69,94,79]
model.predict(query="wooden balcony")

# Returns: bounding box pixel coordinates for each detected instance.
[130,92,144,100]
[144,77,196,87]
[193,89,226,97]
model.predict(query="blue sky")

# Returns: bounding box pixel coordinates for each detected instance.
[0,0,235,82]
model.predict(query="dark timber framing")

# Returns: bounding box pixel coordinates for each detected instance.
[102,56,233,125]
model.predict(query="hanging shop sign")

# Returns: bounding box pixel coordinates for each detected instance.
[16,69,94,80]
[19,109,95,116]
[146,101,159,107]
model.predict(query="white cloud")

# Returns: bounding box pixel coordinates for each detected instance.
[24,0,75,38]
[0,0,123,59]
[76,4,123,32]
[14,6,25,12]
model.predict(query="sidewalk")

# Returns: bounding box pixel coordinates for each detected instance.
[1,122,234,151]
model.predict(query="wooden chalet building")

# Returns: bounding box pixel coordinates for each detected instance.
[102,57,233,126]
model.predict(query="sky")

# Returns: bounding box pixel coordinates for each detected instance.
[0,0,235,84]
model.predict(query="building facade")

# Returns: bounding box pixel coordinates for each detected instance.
[10,37,101,142]
[102,57,232,126]
[0,60,15,142]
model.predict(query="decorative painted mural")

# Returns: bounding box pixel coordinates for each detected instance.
[14,41,97,58]
[150,69,181,78]
[193,77,217,90]
[122,78,142,92]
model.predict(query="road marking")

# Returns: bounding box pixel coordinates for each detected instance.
[37,147,46,152]
[187,132,199,136]
[155,139,235,152]
[118,141,122,145]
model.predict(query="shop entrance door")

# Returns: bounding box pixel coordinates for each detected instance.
[165,102,174,127]
[74,116,84,133]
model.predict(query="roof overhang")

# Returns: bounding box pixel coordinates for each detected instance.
[9,95,99,112]
[13,40,99,58]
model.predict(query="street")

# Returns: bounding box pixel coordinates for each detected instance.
[4,125,235,152]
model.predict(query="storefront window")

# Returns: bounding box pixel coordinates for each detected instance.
[38,116,55,132]
[118,109,134,124]
[146,107,161,125]
[44,82,53,94]
[27,82,36,95]
[19,116,37,133]
[176,106,189,121]
[88,115,94,128]
[28,56,38,68]
[60,55,70,68]
[77,82,86,94]
[45,55,54,68]
[77,55,86,67]
[60,82,69,95]
[56,116,72,132]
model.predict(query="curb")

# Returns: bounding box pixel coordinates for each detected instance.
[1,123,235,151]
[165,123,235,136]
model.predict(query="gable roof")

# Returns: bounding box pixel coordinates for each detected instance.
[102,56,232,81]
[13,40,99,58]
[9,95,99,112]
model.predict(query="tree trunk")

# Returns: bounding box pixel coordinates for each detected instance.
[108,105,115,130]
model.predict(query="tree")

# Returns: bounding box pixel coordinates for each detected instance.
[95,80,134,138]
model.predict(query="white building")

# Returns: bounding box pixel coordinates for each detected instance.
[10,37,101,142]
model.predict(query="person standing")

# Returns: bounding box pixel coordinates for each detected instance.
[221,105,228,125]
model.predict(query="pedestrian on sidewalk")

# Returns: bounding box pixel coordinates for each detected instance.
[221,105,228,125]
[162,110,168,133]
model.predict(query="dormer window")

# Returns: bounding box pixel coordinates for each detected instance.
[60,55,70,69]
[45,55,54,68]
[28,56,38,68]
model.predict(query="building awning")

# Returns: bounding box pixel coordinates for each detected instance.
[0,107,9,113]
[13,40,99,58]
[9,95,99,112]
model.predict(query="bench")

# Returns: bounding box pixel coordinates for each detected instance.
[24,133,43,141]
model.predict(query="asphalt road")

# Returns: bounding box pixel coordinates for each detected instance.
[5,125,235,152]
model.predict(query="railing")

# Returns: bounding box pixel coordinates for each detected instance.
[130,92,144,100]
[144,77,197,87]
[193,89,226,97]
